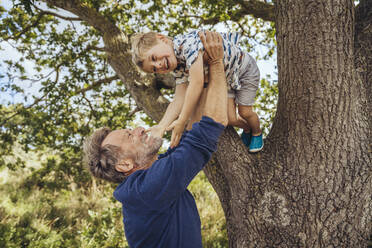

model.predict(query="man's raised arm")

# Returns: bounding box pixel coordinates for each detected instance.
[199,31,228,126]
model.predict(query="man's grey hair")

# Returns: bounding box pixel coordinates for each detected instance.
[83,127,127,183]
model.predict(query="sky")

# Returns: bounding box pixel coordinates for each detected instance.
[0,0,277,105]
[0,0,85,104]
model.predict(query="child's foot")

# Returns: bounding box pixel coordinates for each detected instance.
[249,134,264,153]
[241,131,251,147]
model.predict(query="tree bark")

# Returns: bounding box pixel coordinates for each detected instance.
[265,0,369,246]
[207,0,371,246]
[44,0,371,246]
[207,1,371,246]
[355,0,372,141]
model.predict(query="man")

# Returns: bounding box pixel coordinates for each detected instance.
[83,31,227,248]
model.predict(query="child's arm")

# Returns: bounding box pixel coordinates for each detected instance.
[167,51,204,148]
[149,83,187,138]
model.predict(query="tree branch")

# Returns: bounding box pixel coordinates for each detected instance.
[3,3,83,42]
[74,75,120,95]
[235,0,275,22]
[0,61,64,126]
[3,13,46,41]
[0,89,50,126]
[179,1,274,24]
[178,14,220,25]
[128,106,142,118]
[54,64,60,84]
[41,0,116,34]
[154,73,175,89]
[82,94,98,120]
[86,44,106,52]
[236,21,250,37]
[33,5,82,21]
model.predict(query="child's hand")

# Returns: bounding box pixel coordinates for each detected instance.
[148,124,166,138]
[166,119,187,148]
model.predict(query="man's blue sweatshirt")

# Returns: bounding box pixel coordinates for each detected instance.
[113,116,225,248]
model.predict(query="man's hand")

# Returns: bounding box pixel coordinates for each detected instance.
[166,119,187,148]
[199,31,224,64]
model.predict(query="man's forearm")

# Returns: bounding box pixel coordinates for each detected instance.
[203,61,228,126]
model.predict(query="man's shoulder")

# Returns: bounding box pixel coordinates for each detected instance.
[157,130,190,159]
[193,116,225,131]
[113,170,144,202]
[183,116,225,146]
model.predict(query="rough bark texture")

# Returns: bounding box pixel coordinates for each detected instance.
[44,0,371,247]
[272,0,370,246]
[212,0,371,246]
[355,0,372,144]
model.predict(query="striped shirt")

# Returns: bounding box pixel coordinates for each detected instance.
[172,30,252,90]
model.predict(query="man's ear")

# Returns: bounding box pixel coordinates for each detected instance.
[115,158,134,174]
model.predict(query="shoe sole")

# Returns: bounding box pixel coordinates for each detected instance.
[249,141,264,153]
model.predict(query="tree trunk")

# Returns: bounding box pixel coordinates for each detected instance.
[205,0,371,246]
[355,0,372,137]
[46,0,371,246]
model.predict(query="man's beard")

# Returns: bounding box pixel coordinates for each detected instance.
[135,136,163,166]
[144,136,163,157]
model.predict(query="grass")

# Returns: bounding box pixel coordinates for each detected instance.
[0,151,228,248]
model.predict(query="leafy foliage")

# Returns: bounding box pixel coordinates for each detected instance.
[255,77,278,135]
[0,0,276,168]
[0,0,277,246]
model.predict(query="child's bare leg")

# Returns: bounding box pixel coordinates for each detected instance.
[186,88,207,130]
[237,105,261,135]
[228,98,250,132]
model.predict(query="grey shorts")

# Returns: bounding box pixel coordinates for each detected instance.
[228,54,260,106]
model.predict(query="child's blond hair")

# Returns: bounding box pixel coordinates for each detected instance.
[131,32,159,69]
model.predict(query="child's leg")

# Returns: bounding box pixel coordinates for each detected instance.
[228,98,250,132]
[235,56,262,151]
[238,104,263,152]
[237,105,261,136]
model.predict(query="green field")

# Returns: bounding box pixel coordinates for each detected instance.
[0,147,227,248]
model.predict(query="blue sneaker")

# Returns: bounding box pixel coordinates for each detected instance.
[249,134,264,153]
[241,132,251,147]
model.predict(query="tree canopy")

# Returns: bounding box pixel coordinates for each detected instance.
[0,0,276,172]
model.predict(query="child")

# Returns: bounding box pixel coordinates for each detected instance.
[131,30,263,152]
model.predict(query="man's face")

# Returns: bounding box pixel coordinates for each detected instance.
[102,127,163,166]
[141,37,178,74]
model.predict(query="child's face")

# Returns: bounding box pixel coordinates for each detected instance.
[141,36,178,74]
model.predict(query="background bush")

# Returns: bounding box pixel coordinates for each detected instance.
[0,148,227,248]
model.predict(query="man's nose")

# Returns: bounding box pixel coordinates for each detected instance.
[134,127,145,136]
